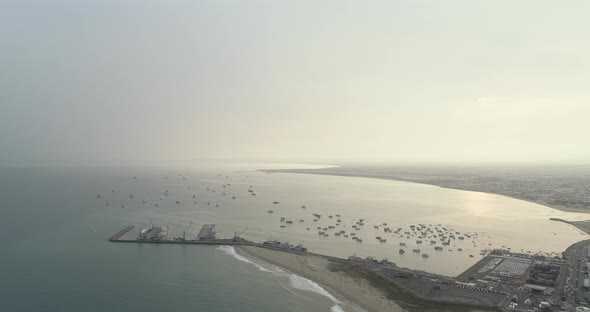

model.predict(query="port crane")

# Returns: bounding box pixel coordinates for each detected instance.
[182,222,193,241]
[233,227,248,242]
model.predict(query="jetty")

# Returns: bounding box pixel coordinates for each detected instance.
[197,224,216,240]
[108,225,310,253]
[109,225,135,241]
[108,224,256,246]
[111,238,254,246]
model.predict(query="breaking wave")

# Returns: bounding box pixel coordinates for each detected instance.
[289,274,344,312]
[216,245,271,272]
[218,246,348,311]
[331,305,346,312]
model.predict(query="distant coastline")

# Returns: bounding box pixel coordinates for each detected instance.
[550,218,590,236]
[260,166,590,214]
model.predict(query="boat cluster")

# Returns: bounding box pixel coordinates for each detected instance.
[272,207,504,259]
[96,173,248,211]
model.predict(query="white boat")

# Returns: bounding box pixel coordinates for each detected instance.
[138,225,153,239]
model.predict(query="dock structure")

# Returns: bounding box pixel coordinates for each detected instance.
[197,224,216,240]
[108,225,253,246]
[109,225,135,241]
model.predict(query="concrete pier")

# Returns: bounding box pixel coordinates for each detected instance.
[108,225,254,246]
[108,225,135,241]
[197,224,216,240]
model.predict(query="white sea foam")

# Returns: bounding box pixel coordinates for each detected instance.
[218,246,346,311]
[216,245,272,272]
[289,273,345,311]
[289,274,339,303]
[331,304,346,312]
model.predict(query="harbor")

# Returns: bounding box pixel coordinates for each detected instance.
[92,167,590,277]
[98,167,590,312]
[108,224,308,253]
[109,224,255,246]
[108,223,590,312]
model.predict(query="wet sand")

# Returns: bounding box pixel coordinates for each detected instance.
[236,246,403,312]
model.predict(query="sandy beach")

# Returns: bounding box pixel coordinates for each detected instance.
[236,246,404,312]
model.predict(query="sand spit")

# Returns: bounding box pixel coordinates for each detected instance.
[236,246,403,312]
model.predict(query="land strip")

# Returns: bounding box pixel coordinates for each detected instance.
[260,165,590,213]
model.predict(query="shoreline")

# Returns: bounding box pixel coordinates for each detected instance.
[236,245,401,312]
[550,218,590,236]
[260,168,590,215]
[236,246,500,312]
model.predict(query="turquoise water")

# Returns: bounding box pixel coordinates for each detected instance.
[0,167,339,312]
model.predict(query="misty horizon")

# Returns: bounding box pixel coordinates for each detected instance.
[2,1,589,167]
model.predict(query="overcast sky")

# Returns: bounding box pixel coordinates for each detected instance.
[1,0,589,167]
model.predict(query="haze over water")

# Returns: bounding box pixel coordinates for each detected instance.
[2,1,590,311]
[2,163,589,311]
[37,163,590,273]
[0,166,345,312]
[2,1,589,167]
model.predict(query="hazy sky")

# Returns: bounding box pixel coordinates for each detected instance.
[1,0,589,167]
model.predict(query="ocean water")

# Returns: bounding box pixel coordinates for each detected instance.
[1,164,588,311]
[0,166,342,312]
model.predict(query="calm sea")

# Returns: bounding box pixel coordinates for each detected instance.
[0,166,346,312]
[1,164,587,311]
